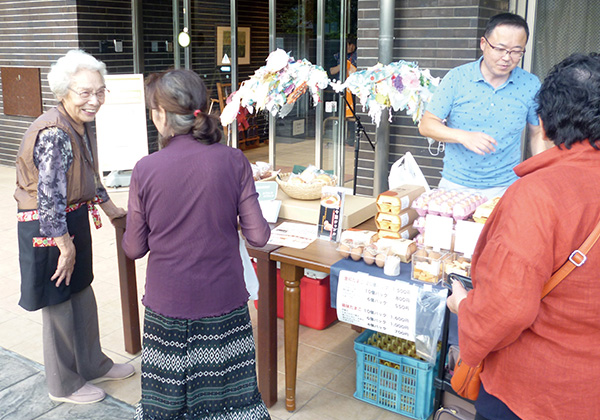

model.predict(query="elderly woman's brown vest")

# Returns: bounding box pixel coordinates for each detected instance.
[14,104,99,211]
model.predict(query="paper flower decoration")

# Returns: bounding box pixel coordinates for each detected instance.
[220,49,330,127]
[331,60,440,127]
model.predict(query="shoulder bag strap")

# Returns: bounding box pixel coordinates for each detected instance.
[542,218,600,299]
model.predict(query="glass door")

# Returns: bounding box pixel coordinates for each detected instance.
[272,0,319,174]
[320,0,358,190]
[270,0,358,190]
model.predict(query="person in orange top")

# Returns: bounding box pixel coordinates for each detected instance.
[447,52,600,420]
[331,38,358,145]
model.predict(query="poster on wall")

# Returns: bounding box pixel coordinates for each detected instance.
[217,26,250,65]
[95,74,148,173]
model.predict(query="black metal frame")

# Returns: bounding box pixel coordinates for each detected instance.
[342,92,375,195]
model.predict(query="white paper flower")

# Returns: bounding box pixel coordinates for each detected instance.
[333,60,440,126]
[265,49,291,72]
[220,50,329,126]
[220,90,243,126]
[220,52,438,129]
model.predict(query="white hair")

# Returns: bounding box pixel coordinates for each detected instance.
[47,50,107,100]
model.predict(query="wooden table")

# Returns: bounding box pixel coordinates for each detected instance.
[269,218,376,412]
[245,242,280,408]
[113,216,142,355]
[270,239,343,411]
[112,216,280,408]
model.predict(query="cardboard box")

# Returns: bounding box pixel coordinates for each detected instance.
[376,184,426,214]
[277,189,376,229]
[375,208,418,231]
[376,225,418,240]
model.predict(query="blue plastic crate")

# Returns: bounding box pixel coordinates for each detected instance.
[354,330,437,420]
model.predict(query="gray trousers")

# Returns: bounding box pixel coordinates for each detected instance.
[41,286,113,397]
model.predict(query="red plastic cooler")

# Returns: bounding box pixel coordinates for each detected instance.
[253,265,338,330]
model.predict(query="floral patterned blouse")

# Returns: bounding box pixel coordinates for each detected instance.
[33,127,108,237]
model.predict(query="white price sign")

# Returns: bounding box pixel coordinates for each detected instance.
[336,270,419,340]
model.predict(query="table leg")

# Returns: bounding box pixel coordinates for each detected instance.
[255,257,277,407]
[280,262,303,412]
[114,222,142,355]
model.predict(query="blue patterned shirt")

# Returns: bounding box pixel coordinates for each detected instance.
[425,57,540,188]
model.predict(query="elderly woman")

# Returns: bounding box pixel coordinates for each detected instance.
[447,52,600,420]
[14,50,134,404]
[123,69,271,419]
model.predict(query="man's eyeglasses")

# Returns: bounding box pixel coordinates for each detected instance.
[68,87,108,101]
[483,37,525,60]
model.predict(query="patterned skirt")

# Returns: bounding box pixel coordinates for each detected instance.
[134,305,271,420]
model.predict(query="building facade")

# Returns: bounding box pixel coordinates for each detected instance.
[0,0,597,195]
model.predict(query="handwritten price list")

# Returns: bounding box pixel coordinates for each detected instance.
[336,270,418,340]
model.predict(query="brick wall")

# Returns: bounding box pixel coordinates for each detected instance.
[0,0,135,167]
[0,0,270,166]
[354,0,508,196]
[0,1,80,166]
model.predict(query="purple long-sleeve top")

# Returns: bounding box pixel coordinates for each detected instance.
[122,134,270,319]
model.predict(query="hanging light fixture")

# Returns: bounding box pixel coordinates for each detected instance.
[178,27,191,48]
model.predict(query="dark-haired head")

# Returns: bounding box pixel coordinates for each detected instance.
[536,53,600,149]
[145,69,222,148]
[484,13,529,40]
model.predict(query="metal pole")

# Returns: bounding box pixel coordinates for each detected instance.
[230,0,238,148]
[268,0,276,165]
[336,0,349,186]
[172,0,180,69]
[183,0,191,69]
[374,0,394,195]
[315,0,324,169]
[131,0,144,74]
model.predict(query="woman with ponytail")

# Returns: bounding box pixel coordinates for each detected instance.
[123,69,271,420]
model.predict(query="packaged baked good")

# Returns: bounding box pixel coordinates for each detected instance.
[252,161,279,181]
[443,252,472,280]
[473,196,501,223]
[374,237,417,263]
[375,210,418,232]
[376,185,426,214]
[375,213,402,232]
[411,246,447,284]
[376,225,418,240]
[339,229,377,244]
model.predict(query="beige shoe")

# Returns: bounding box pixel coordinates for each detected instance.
[90,363,135,384]
[49,383,106,404]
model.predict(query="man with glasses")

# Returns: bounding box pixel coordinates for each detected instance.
[419,13,547,199]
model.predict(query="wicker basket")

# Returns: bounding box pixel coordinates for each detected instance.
[256,172,278,182]
[276,172,336,200]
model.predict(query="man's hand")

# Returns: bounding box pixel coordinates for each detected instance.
[459,131,497,155]
[52,233,76,287]
[419,111,497,155]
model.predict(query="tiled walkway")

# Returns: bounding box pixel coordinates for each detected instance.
[0,347,134,419]
[0,164,450,419]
